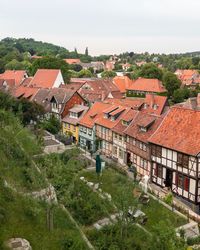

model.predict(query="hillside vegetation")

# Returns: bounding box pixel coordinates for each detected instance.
[0,110,88,249]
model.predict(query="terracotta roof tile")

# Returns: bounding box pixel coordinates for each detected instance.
[149,107,200,156]
[124,112,163,143]
[113,76,132,93]
[0,70,27,86]
[127,78,166,93]
[29,69,63,88]
[79,102,111,128]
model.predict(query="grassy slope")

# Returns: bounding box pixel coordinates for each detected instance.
[0,111,88,249]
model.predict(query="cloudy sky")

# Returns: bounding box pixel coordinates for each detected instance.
[1,0,200,55]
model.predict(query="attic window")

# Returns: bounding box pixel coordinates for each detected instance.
[144,103,148,109]
[122,120,129,126]
[140,126,147,132]
[153,104,158,110]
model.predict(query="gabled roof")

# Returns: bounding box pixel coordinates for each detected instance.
[77,78,121,103]
[79,102,111,128]
[149,107,200,156]
[32,88,80,113]
[124,112,163,143]
[0,70,27,86]
[113,76,132,93]
[62,105,89,125]
[141,94,168,115]
[29,69,63,88]
[127,78,166,93]
[95,105,127,129]
[112,109,138,135]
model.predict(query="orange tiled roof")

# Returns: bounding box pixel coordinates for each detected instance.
[141,94,168,115]
[95,105,127,129]
[104,97,144,109]
[113,76,132,93]
[149,107,200,156]
[0,70,27,86]
[29,69,62,88]
[127,78,166,93]
[124,112,163,143]
[112,109,138,135]
[64,59,81,64]
[13,86,39,99]
[78,79,121,103]
[79,102,111,128]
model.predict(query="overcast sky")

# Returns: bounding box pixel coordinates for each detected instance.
[1,0,200,55]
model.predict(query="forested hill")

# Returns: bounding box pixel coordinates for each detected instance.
[0,37,96,73]
[0,37,76,58]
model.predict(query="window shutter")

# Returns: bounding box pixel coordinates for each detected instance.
[184,177,189,192]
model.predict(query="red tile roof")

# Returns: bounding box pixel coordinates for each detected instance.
[60,82,84,92]
[124,112,163,143]
[29,69,63,88]
[64,59,81,64]
[175,69,200,86]
[127,78,166,93]
[113,76,132,93]
[104,97,144,109]
[13,86,39,99]
[149,107,200,156]
[141,94,168,115]
[79,102,111,128]
[95,105,128,129]
[0,70,27,86]
[112,109,138,135]
[78,79,121,103]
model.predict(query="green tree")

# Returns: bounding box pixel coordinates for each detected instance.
[162,71,181,97]
[85,47,89,56]
[149,222,186,250]
[138,63,163,80]
[40,115,61,134]
[78,69,93,78]
[101,70,117,78]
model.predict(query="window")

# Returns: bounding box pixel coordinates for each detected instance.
[119,148,123,159]
[140,158,147,169]
[88,129,92,136]
[67,123,70,129]
[177,153,189,167]
[113,146,117,155]
[140,126,147,132]
[132,138,136,146]
[114,133,118,139]
[176,173,189,191]
[126,136,129,143]
[155,164,162,178]
[73,126,76,132]
[80,126,83,132]
[152,145,162,157]
[119,135,122,141]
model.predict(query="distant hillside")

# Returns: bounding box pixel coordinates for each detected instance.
[0,37,93,73]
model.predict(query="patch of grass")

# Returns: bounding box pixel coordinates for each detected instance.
[67,179,116,225]
[86,223,150,250]
[0,180,88,250]
[81,168,187,230]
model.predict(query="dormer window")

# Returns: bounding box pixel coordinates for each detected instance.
[153,104,158,110]
[70,112,78,118]
[111,116,116,121]
[144,103,148,109]
[140,126,147,132]
[104,113,109,119]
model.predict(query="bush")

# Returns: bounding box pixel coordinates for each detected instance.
[163,192,173,205]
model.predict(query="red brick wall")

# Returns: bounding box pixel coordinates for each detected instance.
[61,93,85,118]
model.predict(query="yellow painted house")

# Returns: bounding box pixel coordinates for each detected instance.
[62,105,89,143]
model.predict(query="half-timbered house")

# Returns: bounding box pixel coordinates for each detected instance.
[149,107,200,212]
[124,113,163,176]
